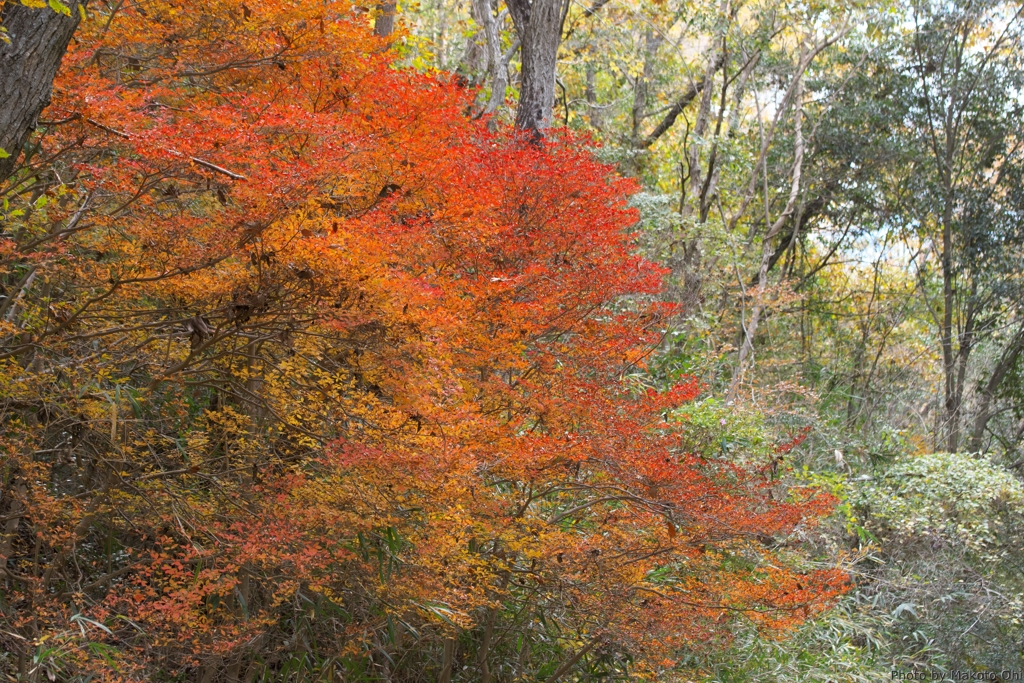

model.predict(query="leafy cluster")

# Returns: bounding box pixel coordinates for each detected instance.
[850,452,1024,560]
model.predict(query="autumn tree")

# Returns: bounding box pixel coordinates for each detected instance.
[0,0,846,680]
[403,0,1024,675]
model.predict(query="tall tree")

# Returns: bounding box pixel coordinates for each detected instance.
[899,0,1024,452]
[505,0,568,134]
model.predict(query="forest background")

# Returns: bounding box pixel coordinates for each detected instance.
[0,0,1023,679]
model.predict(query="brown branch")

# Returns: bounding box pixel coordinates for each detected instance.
[640,51,725,149]
[85,117,130,139]
[544,636,600,683]
[84,118,247,179]
[189,157,246,180]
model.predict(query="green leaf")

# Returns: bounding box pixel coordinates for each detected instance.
[892,602,918,620]
[0,148,10,159]
[70,613,114,635]
[114,614,146,634]
[47,0,72,16]
[86,642,118,666]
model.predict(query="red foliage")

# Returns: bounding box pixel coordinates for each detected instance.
[0,0,846,679]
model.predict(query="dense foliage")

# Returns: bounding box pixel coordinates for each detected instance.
[4,0,1024,677]
[0,0,848,680]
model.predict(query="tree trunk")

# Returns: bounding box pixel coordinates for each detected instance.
[439,637,455,683]
[463,0,488,83]
[0,0,81,184]
[505,0,567,136]
[630,28,663,147]
[968,325,1024,452]
[478,604,497,683]
[949,281,979,449]
[373,1,396,38]
[682,42,723,221]
[474,0,509,116]
[728,62,805,402]
[584,60,601,130]
[940,190,959,452]
[0,482,26,567]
